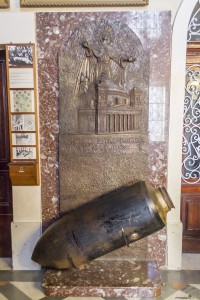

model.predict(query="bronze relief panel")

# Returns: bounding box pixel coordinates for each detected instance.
[59,19,149,212]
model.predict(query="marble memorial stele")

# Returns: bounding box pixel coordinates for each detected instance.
[32,19,174,270]
[33,16,173,299]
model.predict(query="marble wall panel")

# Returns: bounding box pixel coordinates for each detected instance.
[36,11,171,265]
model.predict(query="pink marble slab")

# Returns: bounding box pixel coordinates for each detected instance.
[43,259,162,298]
[36,11,171,266]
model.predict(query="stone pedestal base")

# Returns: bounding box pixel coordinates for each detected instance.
[42,259,162,298]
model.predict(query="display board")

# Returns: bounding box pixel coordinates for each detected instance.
[6,44,39,185]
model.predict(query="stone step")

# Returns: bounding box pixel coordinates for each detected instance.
[42,259,162,298]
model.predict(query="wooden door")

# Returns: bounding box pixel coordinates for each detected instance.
[181,42,200,253]
[0,49,12,257]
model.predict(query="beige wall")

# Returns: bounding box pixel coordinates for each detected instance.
[0,0,197,270]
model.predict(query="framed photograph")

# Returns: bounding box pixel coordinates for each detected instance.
[10,90,34,112]
[20,0,148,6]
[11,114,35,131]
[12,133,36,145]
[8,45,33,67]
[0,0,9,7]
[12,147,36,159]
[9,68,34,89]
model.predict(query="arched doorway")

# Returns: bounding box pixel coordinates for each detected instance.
[167,0,199,269]
[181,2,200,253]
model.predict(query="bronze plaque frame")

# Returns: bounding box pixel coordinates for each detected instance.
[0,0,9,8]
[20,0,148,7]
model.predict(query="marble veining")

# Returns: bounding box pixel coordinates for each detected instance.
[0,268,200,300]
[43,260,162,298]
[36,11,171,264]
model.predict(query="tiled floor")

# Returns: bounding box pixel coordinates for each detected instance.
[0,259,199,300]
[182,254,200,271]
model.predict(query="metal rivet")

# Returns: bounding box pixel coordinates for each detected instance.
[129,232,140,241]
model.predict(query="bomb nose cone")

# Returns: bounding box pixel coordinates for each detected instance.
[32,217,75,269]
[32,214,88,269]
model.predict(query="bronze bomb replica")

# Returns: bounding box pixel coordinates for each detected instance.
[32,181,174,269]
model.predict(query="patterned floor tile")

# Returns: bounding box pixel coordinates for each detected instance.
[41,295,142,299]
[157,284,178,299]
[42,298,103,300]
[0,270,43,282]
[67,298,103,300]
[104,298,131,300]
[0,283,32,300]
[11,282,45,300]
[0,293,8,300]
[164,289,199,300]
[38,297,66,300]
[190,285,200,290]
[126,298,142,300]
[182,285,200,299]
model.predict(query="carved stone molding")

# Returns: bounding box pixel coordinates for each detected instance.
[21,0,148,7]
[0,0,9,8]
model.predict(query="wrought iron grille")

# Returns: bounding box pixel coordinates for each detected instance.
[187,1,200,42]
[182,64,200,184]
